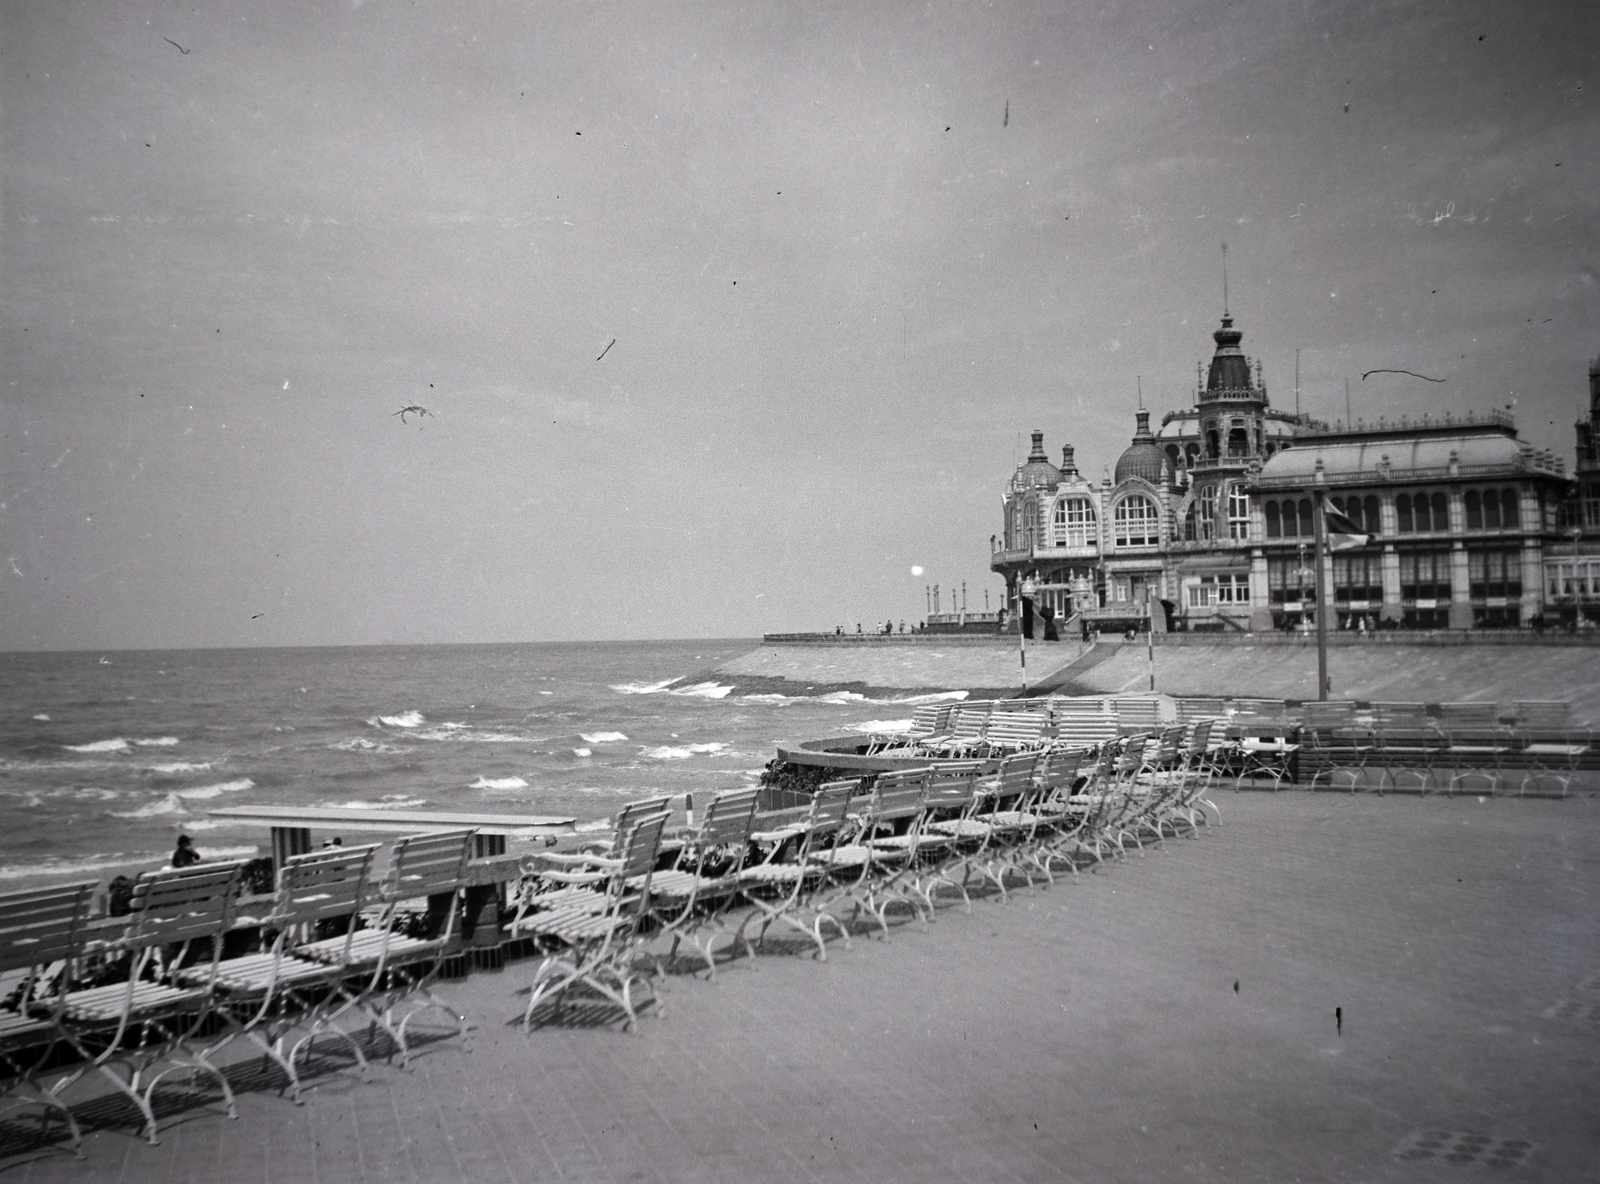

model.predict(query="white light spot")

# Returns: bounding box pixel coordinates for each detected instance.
[911,565,924,576]
[283,381,290,389]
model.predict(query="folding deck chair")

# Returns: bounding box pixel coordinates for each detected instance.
[735,780,860,962]
[293,829,476,1068]
[645,787,761,978]
[0,882,96,1156]
[816,769,941,939]
[52,861,245,1146]
[1513,701,1588,797]
[1438,702,1511,794]
[515,811,670,1033]
[183,843,383,1102]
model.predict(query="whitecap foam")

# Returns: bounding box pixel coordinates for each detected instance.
[64,738,129,753]
[133,736,180,747]
[330,737,409,754]
[892,690,970,704]
[149,761,212,775]
[0,853,161,881]
[668,682,735,700]
[572,747,592,757]
[740,693,796,704]
[114,793,188,818]
[469,776,528,790]
[843,718,914,735]
[378,710,425,728]
[32,714,50,721]
[413,726,541,744]
[175,778,254,801]
[641,741,730,760]
[610,676,683,695]
[319,795,428,810]
[580,731,628,744]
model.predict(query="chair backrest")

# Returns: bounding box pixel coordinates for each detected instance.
[614,811,671,886]
[983,712,1049,748]
[385,829,476,901]
[922,764,980,814]
[613,795,673,835]
[0,882,96,974]
[126,861,246,947]
[1440,702,1500,728]
[1186,719,1215,757]
[1147,726,1184,766]
[1372,701,1428,727]
[865,768,929,824]
[276,844,382,926]
[1175,697,1226,723]
[1514,701,1573,730]
[1113,698,1163,729]
[1035,746,1084,792]
[985,750,1042,797]
[1301,700,1356,729]
[695,787,761,849]
[907,704,953,739]
[1232,698,1286,721]
[803,780,859,836]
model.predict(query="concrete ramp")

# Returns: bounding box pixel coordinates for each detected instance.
[1028,642,1125,697]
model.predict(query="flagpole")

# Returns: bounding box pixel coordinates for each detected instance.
[1313,483,1330,702]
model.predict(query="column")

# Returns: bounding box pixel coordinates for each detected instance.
[1249,548,1274,632]
[1448,540,1473,629]
[1522,540,1543,623]
[1380,544,1402,623]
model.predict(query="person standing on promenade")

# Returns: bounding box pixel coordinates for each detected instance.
[171,834,202,868]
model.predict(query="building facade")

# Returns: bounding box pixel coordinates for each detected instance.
[991,315,1581,633]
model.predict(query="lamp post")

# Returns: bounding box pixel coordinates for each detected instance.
[1019,576,1037,694]
[1313,467,1330,700]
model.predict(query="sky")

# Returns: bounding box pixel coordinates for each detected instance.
[2,0,1597,650]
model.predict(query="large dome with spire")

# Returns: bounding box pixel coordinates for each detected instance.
[1114,409,1166,483]
[1013,429,1063,490]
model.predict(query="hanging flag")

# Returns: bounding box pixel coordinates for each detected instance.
[1324,505,1370,552]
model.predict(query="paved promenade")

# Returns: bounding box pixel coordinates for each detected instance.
[7,792,1598,1183]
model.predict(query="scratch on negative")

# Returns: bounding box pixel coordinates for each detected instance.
[1361,369,1444,383]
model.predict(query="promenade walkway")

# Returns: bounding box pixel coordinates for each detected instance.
[6,792,1597,1183]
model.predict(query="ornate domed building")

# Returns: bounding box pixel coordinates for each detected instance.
[991,311,1581,635]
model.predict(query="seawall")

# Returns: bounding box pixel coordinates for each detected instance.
[716,635,1600,719]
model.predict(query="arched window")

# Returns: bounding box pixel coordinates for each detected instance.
[1185,442,1201,467]
[1296,498,1313,538]
[1205,429,1220,459]
[1363,496,1380,535]
[1500,488,1519,530]
[1227,482,1250,539]
[1052,497,1097,547]
[1465,490,1482,530]
[1397,493,1413,533]
[1265,500,1282,538]
[1195,485,1218,542]
[1114,495,1160,547]
[1165,444,1181,472]
[1227,427,1249,458]
[1431,492,1448,531]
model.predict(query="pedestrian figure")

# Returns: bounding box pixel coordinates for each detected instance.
[171,834,201,868]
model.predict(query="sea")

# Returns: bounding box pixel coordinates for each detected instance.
[0,640,966,891]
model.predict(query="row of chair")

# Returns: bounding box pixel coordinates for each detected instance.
[0,829,478,1152]
[507,727,1227,1032]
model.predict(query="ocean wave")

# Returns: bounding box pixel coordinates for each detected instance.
[0,852,160,882]
[469,776,528,790]
[377,710,426,728]
[415,727,539,743]
[740,693,795,704]
[133,736,180,747]
[610,676,683,695]
[330,737,410,754]
[579,731,628,744]
[842,718,914,735]
[668,682,735,699]
[32,714,50,721]
[63,738,130,753]
[641,741,729,760]
[319,795,428,810]
[572,748,592,757]
[149,761,212,775]
[114,794,189,818]
[175,778,254,801]
[817,691,867,705]
[892,690,970,704]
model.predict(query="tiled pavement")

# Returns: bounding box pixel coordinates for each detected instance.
[6,791,1598,1183]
